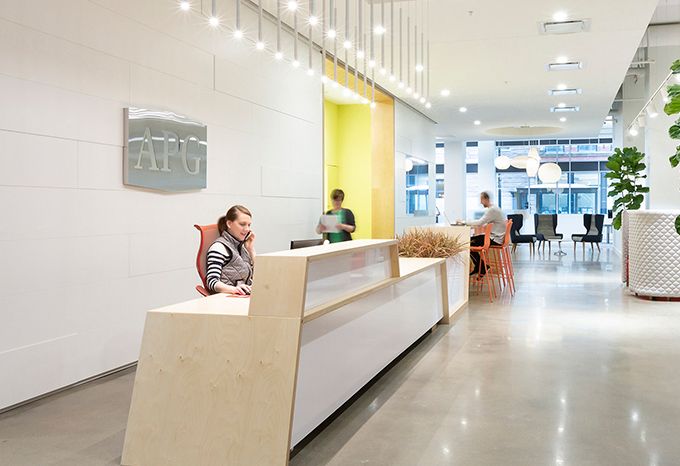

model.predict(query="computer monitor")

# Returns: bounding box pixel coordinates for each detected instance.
[290,239,325,250]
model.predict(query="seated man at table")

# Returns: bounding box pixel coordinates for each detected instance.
[463,191,505,276]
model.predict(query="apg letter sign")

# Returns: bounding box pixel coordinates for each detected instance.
[124,107,207,191]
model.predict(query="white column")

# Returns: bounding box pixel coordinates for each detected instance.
[443,140,466,221]
[646,45,680,209]
[477,140,497,199]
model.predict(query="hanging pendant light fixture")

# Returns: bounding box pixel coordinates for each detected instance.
[173,0,435,109]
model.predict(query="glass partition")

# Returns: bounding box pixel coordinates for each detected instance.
[304,245,393,311]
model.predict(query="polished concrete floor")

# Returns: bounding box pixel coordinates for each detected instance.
[2,245,680,465]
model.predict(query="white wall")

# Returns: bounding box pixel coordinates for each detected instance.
[394,101,437,235]
[0,0,323,410]
[646,45,680,210]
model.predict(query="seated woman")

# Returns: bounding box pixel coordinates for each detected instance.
[206,205,256,295]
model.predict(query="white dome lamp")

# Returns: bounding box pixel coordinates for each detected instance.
[538,162,562,184]
[509,155,529,169]
[494,155,511,170]
[527,147,540,161]
[404,158,414,172]
[526,157,540,177]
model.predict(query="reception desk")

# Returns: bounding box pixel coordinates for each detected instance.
[406,225,471,323]
[121,239,451,466]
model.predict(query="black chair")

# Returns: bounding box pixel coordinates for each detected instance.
[290,239,325,250]
[534,214,564,255]
[571,214,605,253]
[507,214,536,255]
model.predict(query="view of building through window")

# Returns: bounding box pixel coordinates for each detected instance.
[466,139,614,217]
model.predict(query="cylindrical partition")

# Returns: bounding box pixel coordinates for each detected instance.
[628,210,680,298]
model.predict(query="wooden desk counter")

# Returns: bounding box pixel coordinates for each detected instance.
[122,239,448,466]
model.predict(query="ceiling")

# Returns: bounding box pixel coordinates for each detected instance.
[253,0,663,141]
[422,0,660,141]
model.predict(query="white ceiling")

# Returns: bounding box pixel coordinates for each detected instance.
[422,0,660,141]
[253,0,662,141]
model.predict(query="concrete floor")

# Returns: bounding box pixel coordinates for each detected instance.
[2,246,680,465]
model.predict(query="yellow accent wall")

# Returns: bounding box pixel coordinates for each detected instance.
[323,59,395,239]
[337,104,372,239]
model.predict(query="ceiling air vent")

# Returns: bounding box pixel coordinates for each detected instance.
[550,106,580,113]
[539,19,590,35]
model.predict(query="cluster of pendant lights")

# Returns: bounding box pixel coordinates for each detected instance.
[494,147,562,184]
[628,70,680,137]
[178,0,433,110]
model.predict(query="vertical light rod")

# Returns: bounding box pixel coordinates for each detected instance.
[380,0,385,70]
[399,7,402,83]
[390,0,394,76]
[370,0,374,62]
[276,0,281,53]
[258,0,263,42]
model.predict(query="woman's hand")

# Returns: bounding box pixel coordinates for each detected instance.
[337,223,355,233]
[234,283,252,295]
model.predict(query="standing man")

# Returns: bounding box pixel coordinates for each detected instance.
[464,191,505,275]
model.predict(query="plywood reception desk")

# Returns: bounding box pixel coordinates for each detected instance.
[121,239,449,466]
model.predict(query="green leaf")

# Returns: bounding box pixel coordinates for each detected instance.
[606,160,621,171]
[672,60,680,73]
[676,215,680,236]
[665,96,680,116]
[670,124,680,140]
[638,187,650,193]
[613,214,622,230]
[668,84,680,99]
[671,154,680,168]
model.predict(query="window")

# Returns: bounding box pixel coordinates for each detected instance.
[406,162,429,215]
[482,138,613,215]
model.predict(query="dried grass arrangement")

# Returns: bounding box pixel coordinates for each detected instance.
[397,229,468,258]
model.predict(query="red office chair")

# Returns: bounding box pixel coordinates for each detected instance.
[194,224,219,296]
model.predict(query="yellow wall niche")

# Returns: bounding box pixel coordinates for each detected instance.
[322,59,395,239]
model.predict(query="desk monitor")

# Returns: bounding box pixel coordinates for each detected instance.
[290,239,325,250]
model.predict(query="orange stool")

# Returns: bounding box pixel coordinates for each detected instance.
[470,223,496,302]
[489,219,515,296]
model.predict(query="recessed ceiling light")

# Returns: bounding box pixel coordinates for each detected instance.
[425,102,431,109]
[459,107,467,113]
[308,15,319,26]
[474,120,481,125]
[208,16,219,27]
[179,1,191,11]
[287,1,298,11]
[549,88,582,96]
[551,105,580,112]
[553,11,568,22]
[255,41,265,50]
[547,61,583,71]
[440,89,450,97]
[374,25,386,35]
[559,117,567,122]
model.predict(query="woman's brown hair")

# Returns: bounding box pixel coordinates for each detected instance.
[217,205,252,234]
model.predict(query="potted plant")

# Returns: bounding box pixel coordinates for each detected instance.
[663,59,680,234]
[397,229,467,259]
[605,147,650,230]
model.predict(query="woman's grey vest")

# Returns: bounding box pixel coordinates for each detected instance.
[213,232,253,286]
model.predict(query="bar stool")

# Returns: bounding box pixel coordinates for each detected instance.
[470,223,496,302]
[489,219,515,296]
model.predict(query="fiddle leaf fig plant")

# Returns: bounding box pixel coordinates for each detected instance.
[663,59,680,233]
[605,147,649,230]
